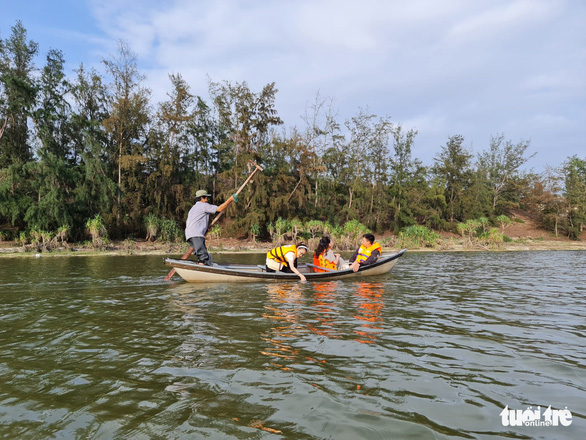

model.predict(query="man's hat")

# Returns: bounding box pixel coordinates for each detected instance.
[195,189,212,199]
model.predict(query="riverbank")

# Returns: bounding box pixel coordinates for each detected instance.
[1,235,585,258]
[2,209,585,257]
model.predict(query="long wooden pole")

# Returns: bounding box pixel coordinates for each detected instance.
[164,161,264,281]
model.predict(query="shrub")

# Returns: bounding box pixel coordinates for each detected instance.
[332,220,369,250]
[477,217,490,233]
[481,227,504,249]
[343,220,369,241]
[144,213,160,241]
[86,215,108,248]
[289,219,304,241]
[398,225,440,248]
[210,224,221,240]
[457,219,481,244]
[329,224,343,239]
[496,215,513,229]
[305,220,325,239]
[250,223,260,242]
[381,235,399,248]
[17,231,28,246]
[160,218,182,243]
[56,225,70,244]
[274,217,290,243]
[267,222,275,242]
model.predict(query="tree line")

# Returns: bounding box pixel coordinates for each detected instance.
[1,21,585,245]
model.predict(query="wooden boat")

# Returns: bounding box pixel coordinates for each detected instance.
[164,249,407,283]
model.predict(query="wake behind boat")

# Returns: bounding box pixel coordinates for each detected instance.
[164,249,407,283]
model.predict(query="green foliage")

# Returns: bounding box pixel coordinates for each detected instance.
[273,217,290,243]
[210,224,221,240]
[159,218,182,243]
[17,231,28,246]
[85,215,107,247]
[477,134,535,212]
[305,220,324,238]
[343,219,369,241]
[289,219,304,241]
[477,216,490,233]
[433,135,474,222]
[481,228,505,249]
[496,215,512,229]
[398,225,440,248]
[336,220,369,250]
[56,225,69,244]
[457,219,481,244]
[329,224,343,239]
[564,156,586,240]
[28,228,58,251]
[250,223,260,242]
[144,213,159,241]
[0,21,580,245]
[0,21,38,168]
[267,222,275,240]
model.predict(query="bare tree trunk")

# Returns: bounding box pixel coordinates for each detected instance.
[0,116,8,141]
[449,187,455,222]
[116,136,123,220]
[314,179,318,207]
[348,188,353,210]
[287,179,303,202]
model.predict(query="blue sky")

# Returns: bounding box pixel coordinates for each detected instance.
[2,0,585,171]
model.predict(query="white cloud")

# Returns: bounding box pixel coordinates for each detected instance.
[80,0,586,169]
[444,0,557,43]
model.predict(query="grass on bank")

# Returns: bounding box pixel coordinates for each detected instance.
[2,213,578,257]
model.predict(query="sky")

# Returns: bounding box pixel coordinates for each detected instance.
[2,0,585,171]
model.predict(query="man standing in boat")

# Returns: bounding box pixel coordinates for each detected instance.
[185,189,236,266]
[266,243,308,282]
[349,233,382,272]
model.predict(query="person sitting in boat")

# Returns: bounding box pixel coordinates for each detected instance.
[185,189,236,266]
[313,236,344,272]
[349,233,382,272]
[266,243,308,282]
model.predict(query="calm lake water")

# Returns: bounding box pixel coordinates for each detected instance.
[1,251,584,439]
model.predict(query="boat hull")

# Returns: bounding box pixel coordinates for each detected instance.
[164,249,406,283]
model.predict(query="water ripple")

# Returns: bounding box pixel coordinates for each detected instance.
[0,251,584,438]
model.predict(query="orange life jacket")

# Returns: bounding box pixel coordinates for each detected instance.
[355,242,382,264]
[313,252,337,272]
[267,245,297,267]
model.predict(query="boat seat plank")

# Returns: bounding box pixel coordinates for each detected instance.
[305,263,337,272]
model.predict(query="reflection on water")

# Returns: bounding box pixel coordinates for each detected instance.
[0,251,585,439]
[353,282,384,344]
[311,281,342,339]
[261,281,387,367]
[262,283,304,366]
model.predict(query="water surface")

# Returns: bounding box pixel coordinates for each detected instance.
[1,251,584,439]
